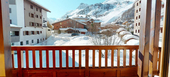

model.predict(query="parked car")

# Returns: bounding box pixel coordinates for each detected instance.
[71,33,79,36]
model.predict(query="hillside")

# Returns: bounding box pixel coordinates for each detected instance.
[58,0,135,27]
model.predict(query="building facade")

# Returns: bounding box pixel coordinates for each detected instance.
[53,19,86,33]
[134,0,141,36]
[9,0,50,45]
[134,0,164,36]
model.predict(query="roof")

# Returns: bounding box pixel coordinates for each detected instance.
[28,0,51,12]
[52,18,87,26]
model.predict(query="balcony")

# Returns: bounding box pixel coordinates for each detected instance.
[10,45,161,77]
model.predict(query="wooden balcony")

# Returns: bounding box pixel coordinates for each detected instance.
[11,45,141,77]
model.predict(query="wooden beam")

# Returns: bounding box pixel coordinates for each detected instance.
[0,0,12,77]
[138,0,152,77]
[149,0,161,76]
[160,0,170,77]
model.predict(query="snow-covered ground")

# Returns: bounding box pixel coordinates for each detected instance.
[36,34,93,46]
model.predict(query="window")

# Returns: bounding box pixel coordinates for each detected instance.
[37,23,39,26]
[139,8,141,11]
[30,22,34,26]
[37,31,39,34]
[20,41,23,45]
[40,9,41,13]
[30,5,33,9]
[40,31,42,33]
[40,24,42,26]
[36,8,38,11]
[138,30,140,33]
[9,8,11,13]
[32,40,34,43]
[10,19,12,24]
[26,40,29,44]
[37,39,39,43]
[137,3,138,6]
[139,1,141,3]
[136,17,138,20]
[135,30,137,33]
[31,13,34,18]
[139,15,140,19]
[10,31,19,36]
[136,23,137,26]
[40,16,42,19]
[31,31,34,35]
[11,43,14,46]
[36,15,38,18]
[136,10,138,13]
[138,22,140,26]
[25,31,29,35]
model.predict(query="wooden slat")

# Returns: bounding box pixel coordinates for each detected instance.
[99,49,101,68]
[25,50,29,69]
[85,49,89,69]
[12,52,14,69]
[72,50,75,68]
[66,50,68,69]
[59,50,62,69]
[53,50,56,69]
[135,49,138,66]
[117,49,120,68]
[46,50,49,69]
[129,49,132,67]
[32,50,36,69]
[158,49,161,72]
[17,49,22,77]
[105,49,108,68]
[39,50,42,69]
[79,50,81,68]
[111,49,114,68]
[93,49,95,68]
[123,49,126,67]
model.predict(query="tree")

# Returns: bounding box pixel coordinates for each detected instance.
[47,21,53,29]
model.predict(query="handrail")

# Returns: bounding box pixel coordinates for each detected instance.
[11,45,139,77]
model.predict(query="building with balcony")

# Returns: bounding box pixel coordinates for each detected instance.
[9,0,50,45]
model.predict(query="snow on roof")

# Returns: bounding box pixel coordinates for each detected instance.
[59,28,87,32]
[122,35,139,41]
[126,39,139,45]
[119,31,131,36]
[116,28,126,33]
[10,24,22,28]
[52,18,87,25]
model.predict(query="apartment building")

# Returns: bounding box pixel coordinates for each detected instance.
[134,0,164,36]
[9,0,50,45]
[134,0,141,36]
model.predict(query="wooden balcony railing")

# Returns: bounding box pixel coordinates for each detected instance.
[11,45,139,77]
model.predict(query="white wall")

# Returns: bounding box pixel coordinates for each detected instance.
[9,5,17,25]
[16,0,25,27]
[42,9,47,27]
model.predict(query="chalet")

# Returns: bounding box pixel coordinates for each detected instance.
[52,18,87,33]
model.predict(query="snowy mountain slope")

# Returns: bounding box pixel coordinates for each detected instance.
[60,0,135,27]
[47,18,57,24]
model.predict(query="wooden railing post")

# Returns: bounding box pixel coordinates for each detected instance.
[79,50,81,68]
[111,49,114,68]
[117,49,120,68]
[99,49,101,68]
[53,50,56,69]
[105,49,108,68]
[72,50,75,69]
[85,49,89,77]
[32,50,36,69]
[17,49,22,77]
[39,50,42,69]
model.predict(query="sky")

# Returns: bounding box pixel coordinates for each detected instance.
[32,0,105,19]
